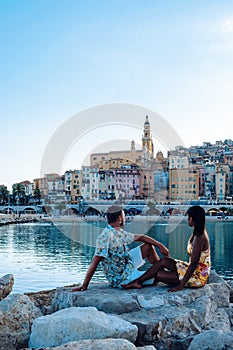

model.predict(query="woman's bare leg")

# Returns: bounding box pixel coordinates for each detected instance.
[155,270,179,285]
[122,257,177,289]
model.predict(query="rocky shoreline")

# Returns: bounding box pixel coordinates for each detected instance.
[0,271,233,350]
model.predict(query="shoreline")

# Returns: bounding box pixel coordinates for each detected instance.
[1,213,233,226]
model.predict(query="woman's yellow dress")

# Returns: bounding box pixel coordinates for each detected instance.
[176,240,211,287]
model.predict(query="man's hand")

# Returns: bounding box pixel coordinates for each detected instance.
[159,243,169,257]
[70,284,87,292]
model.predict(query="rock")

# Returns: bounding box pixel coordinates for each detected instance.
[29,306,138,348]
[51,283,141,314]
[208,282,230,307]
[47,281,229,349]
[0,274,14,300]
[207,270,226,284]
[226,280,233,303]
[188,329,233,350]
[226,304,233,327]
[206,308,231,331]
[22,338,157,349]
[50,283,216,314]
[3,271,232,350]
[25,288,56,315]
[0,293,42,350]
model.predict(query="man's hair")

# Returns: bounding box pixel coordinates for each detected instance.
[106,205,123,224]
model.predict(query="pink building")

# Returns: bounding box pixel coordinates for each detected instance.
[114,165,141,199]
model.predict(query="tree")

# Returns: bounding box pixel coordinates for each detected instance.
[34,188,41,204]
[12,183,26,205]
[0,186,9,204]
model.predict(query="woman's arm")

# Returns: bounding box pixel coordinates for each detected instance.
[134,233,169,256]
[71,255,103,292]
[168,237,202,292]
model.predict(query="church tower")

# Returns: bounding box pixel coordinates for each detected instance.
[142,115,154,157]
[131,139,135,152]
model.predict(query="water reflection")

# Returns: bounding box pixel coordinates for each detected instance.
[0,220,232,294]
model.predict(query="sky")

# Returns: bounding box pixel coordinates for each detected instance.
[1,0,233,190]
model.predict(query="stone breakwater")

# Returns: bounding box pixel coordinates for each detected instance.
[0,271,233,350]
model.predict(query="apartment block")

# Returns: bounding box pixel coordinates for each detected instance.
[114,165,141,199]
[90,166,99,200]
[46,174,66,203]
[169,167,199,202]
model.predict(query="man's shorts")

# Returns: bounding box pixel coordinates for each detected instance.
[121,245,155,286]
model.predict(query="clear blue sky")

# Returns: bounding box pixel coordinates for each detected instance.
[1,0,233,190]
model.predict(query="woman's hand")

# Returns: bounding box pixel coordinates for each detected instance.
[168,283,184,292]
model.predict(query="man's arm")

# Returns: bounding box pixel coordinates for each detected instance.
[71,255,103,292]
[134,234,169,256]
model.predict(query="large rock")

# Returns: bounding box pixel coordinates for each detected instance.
[29,306,138,348]
[10,271,233,350]
[50,283,141,314]
[0,293,42,350]
[23,338,156,349]
[0,274,14,300]
[50,282,220,314]
[45,276,231,349]
[188,329,233,350]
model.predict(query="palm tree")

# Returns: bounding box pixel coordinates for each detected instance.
[12,183,26,205]
[0,186,9,204]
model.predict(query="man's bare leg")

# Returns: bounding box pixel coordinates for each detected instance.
[140,243,160,264]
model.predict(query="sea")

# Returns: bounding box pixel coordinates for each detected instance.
[0,217,232,293]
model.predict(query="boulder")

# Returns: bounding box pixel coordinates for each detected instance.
[188,329,233,350]
[0,293,42,350]
[0,274,14,300]
[25,288,56,315]
[22,338,156,349]
[207,270,226,284]
[50,283,141,314]
[50,282,219,314]
[29,306,138,348]
[45,279,231,349]
[208,282,230,307]
[206,308,231,331]
[226,280,233,303]
[3,270,231,350]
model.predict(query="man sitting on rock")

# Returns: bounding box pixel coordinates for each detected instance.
[71,205,169,291]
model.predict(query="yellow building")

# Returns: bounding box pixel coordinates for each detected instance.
[90,116,155,199]
[169,167,199,202]
[90,141,143,169]
[215,164,230,201]
[65,170,82,203]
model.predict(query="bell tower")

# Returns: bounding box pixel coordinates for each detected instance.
[142,116,154,157]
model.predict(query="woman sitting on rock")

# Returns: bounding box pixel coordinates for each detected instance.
[122,205,211,292]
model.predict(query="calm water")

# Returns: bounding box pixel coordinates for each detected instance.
[0,219,232,293]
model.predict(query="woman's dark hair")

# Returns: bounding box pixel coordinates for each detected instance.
[106,205,123,224]
[186,205,205,238]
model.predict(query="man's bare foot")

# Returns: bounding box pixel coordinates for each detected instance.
[121,281,142,289]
